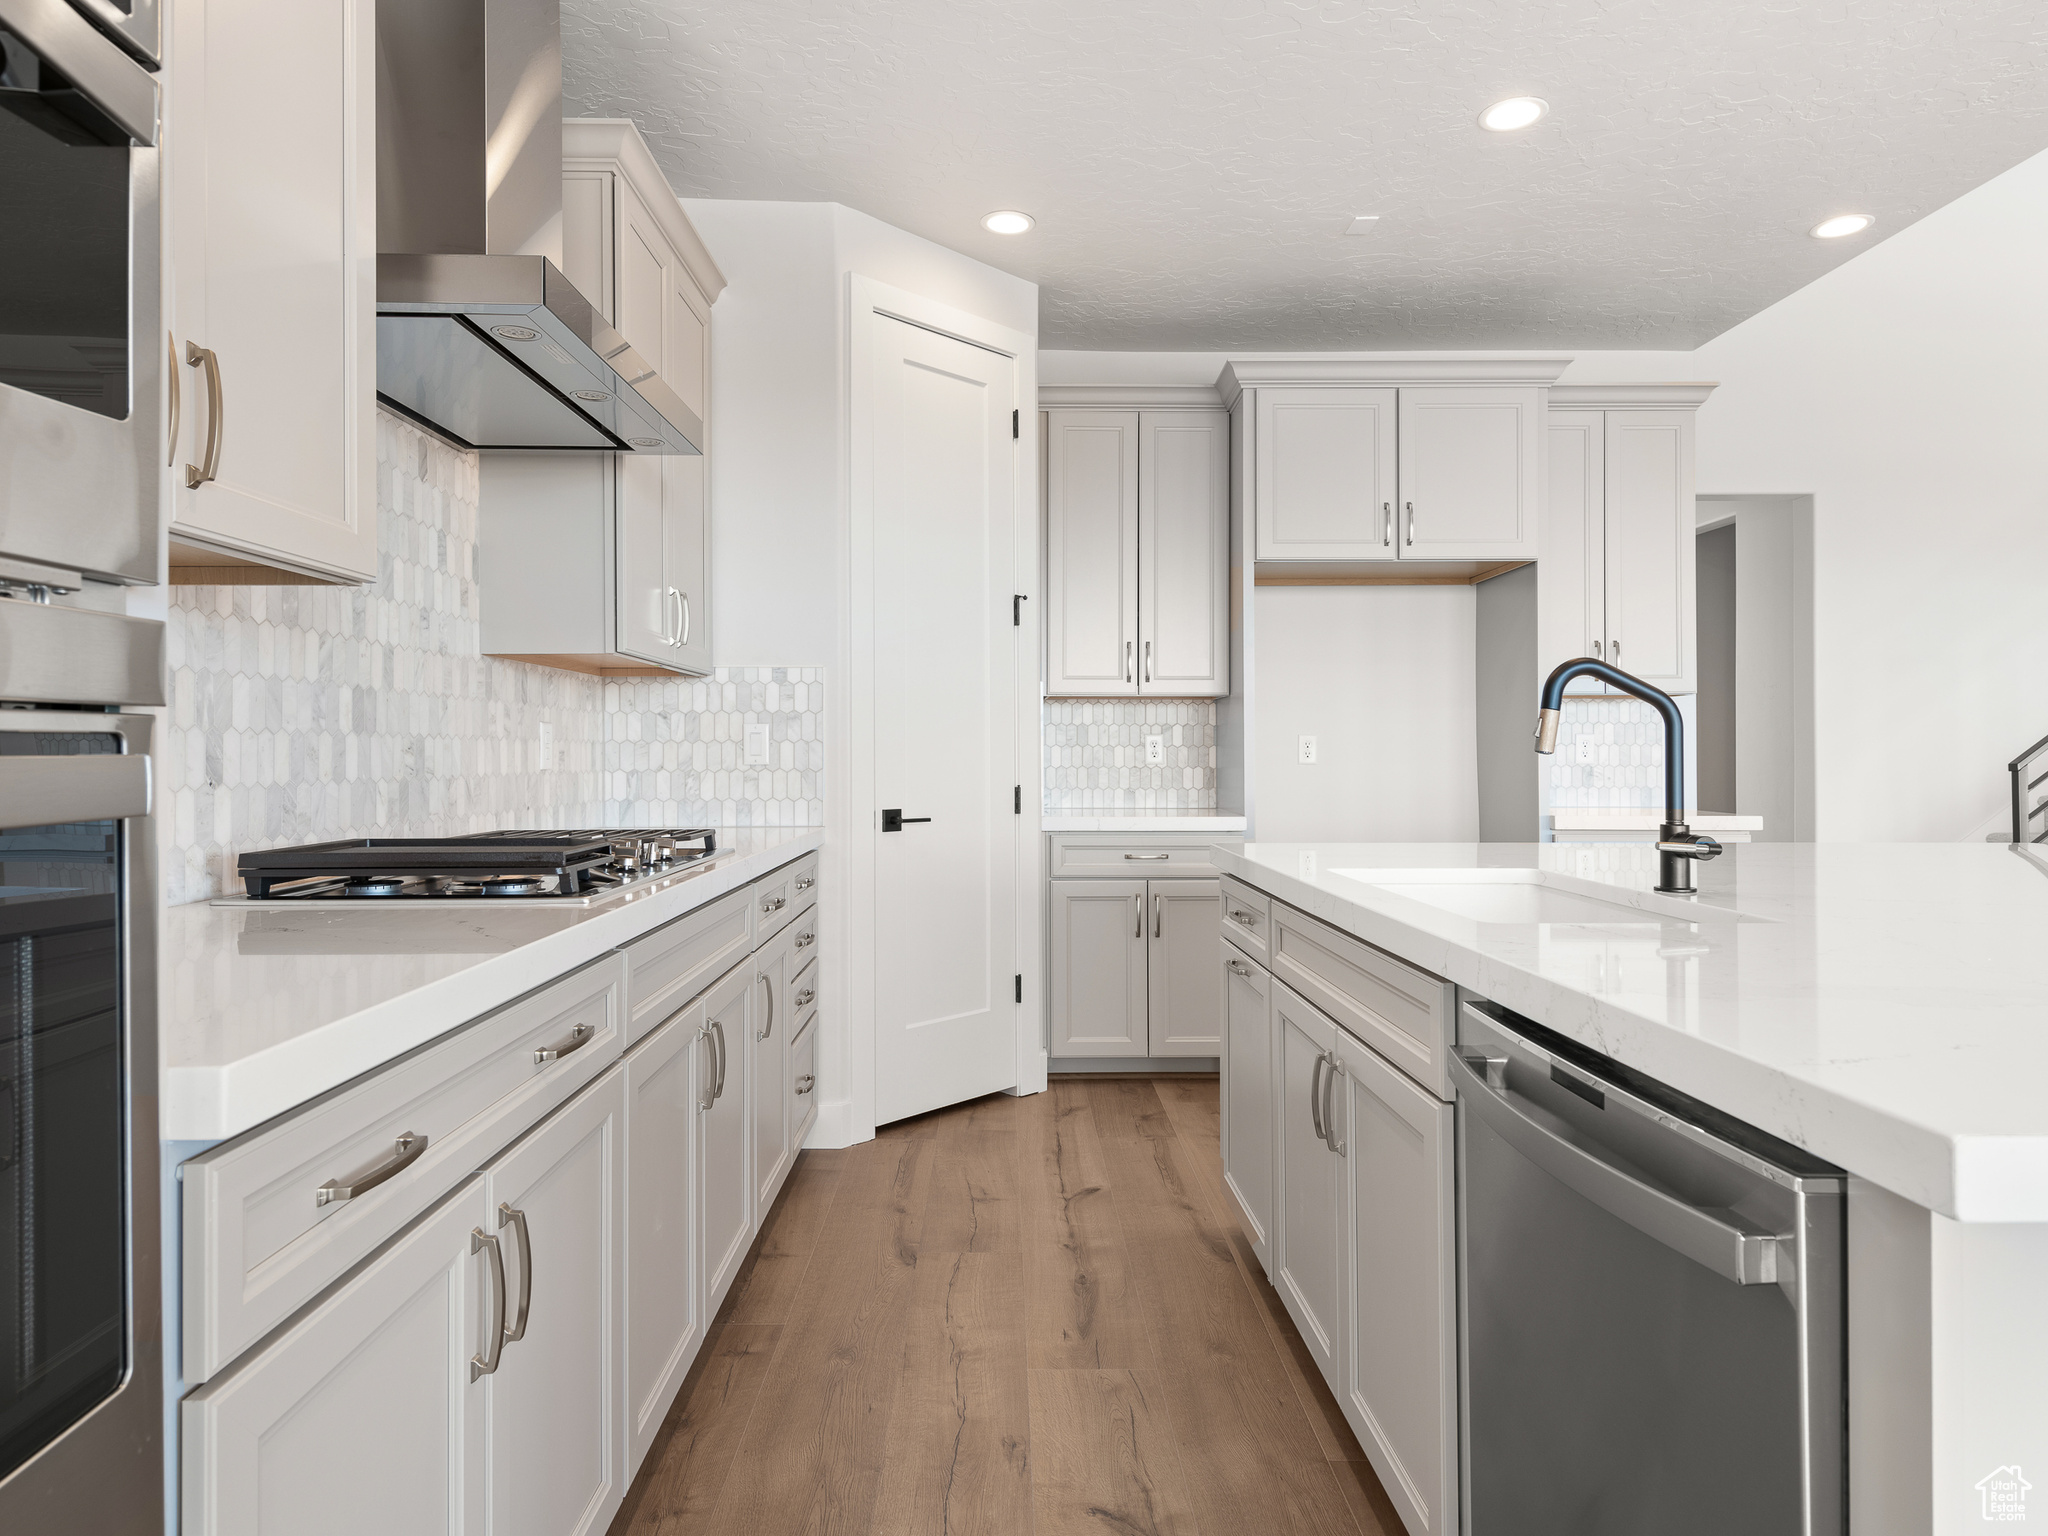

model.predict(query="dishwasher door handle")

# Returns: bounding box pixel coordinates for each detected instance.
[1450,1048,1785,1286]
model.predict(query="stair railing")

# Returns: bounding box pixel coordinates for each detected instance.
[2010,733,2048,844]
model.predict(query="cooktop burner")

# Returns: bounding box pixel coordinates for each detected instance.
[229,829,719,905]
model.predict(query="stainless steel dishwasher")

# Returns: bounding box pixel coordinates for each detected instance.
[1453,1000,1846,1535]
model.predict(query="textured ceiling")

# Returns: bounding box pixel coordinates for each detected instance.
[563,1,2048,349]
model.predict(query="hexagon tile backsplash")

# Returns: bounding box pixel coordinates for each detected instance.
[161,411,822,905]
[1043,699,1217,811]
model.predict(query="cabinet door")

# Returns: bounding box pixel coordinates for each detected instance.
[481,1068,626,1536]
[612,178,671,378]
[1220,949,1274,1264]
[1538,411,1607,685]
[1602,409,1697,694]
[624,1011,700,1471]
[667,266,711,425]
[790,1014,819,1149]
[751,926,797,1212]
[697,967,753,1319]
[181,1178,489,1536]
[1146,879,1222,1056]
[167,0,376,580]
[1048,878,1148,1056]
[1396,387,1541,560]
[1138,410,1229,695]
[1337,1032,1456,1536]
[1272,981,1343,1383]
[1253,387,1398,561]
[615,454,673,666]
[666,453,712,676]
[1045,409,1139,695]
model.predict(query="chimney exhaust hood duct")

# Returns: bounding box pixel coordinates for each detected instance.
[373,0,702,455]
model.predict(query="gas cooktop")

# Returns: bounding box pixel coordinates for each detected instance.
[216,829,719,908]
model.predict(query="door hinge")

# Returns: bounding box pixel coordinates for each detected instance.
[1012,408,1019,440]
[1013,593,1026,626]
[1014,784,1021,814]
[1015,973,1023,1003]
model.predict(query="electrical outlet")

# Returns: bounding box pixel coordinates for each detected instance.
[1298,734,1318,764]
[1145,734,1165,766]
[745,723,771,766]
[538,722,553,768]
[1574,735,1597,765]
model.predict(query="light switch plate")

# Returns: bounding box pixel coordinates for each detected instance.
[745,723,771,766]
[1298,735,1318,764]
[1145,734,1165,766]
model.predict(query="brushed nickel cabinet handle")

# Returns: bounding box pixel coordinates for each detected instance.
[757,973,774,1042]
[166,331,180,466]
[1404,500,1415,546]
[712,1019,727,1100]
[795,1073,815,1095]
[1381,500,1391,546]
[1154,893,1162,938]
[795,875,815,892]
[1229,907,1258,927]
[1134,896,1142,940]
[1322,1054,1346,1156]
[698,1027,716,1112]
[498,1203,532,1344]
[1124,639,1133,683]
[795,929,815,949]
[795,986,815,1008]
[762,894,786,913]
[1309,1053,1327,1143]
[533,1022,593,1066]
[470,1228,507,1380]
[1144,639,1153,683]
[315,1131,427,1207]
[1124,852,1170,861]
[1227,958,1253,977]
[679,592,691,647]
[184,341,223,489]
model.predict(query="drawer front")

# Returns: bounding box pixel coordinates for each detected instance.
[1219,875,1271,965]
[755,851,817,941]
[786,902,819,964]
[790,954,819,1019]
[625,886,752,1047]
[182,955,626,1385]
[1049,834,1244,881]
[1270,903,1451,1097]
[790,1013,819,1146]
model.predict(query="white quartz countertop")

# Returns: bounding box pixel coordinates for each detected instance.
[162,828,823,1143]
[1214,841,2048,1221]
[1042,810,1247,832]
[1548,811,1764,831]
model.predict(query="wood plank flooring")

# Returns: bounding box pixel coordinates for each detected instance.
[610,1077,1403,1536]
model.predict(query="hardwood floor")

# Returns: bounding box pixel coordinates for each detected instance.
[610,1077,1404,1536]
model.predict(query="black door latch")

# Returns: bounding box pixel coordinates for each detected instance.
[881,809,932,832]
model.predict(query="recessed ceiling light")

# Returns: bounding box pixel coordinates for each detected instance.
[1479,96,1548,132]
[982,210,1034,235]
[1810,213,1874,240]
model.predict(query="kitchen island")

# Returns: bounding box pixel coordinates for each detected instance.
[1216,839,2048,1536]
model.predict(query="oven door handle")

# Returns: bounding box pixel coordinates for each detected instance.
[1450,1048,1785,1286]
[0,754,151,826]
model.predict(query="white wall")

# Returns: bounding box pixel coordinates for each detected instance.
[678,199,1037,1144]
[1253,585,1478,841]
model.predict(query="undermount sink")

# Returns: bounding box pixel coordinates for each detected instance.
[1330,868,1755,927]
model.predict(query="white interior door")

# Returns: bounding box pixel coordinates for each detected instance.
[868,314,1018,1125]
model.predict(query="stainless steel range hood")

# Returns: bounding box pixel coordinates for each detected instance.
[373,0,701,455]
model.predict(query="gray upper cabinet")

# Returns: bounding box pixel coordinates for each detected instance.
[1254,387,1398,561]
[480,120,724,679]
[1044,402,1228,698]
[1395,387,1542,560]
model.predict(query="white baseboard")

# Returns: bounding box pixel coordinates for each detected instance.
[1049,1056,1220,1074]
[805,1097,864,1149]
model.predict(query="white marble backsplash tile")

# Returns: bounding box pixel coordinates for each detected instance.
[161,412,820,904]
[1044,699,1218,811]
[1547,698,1665,810]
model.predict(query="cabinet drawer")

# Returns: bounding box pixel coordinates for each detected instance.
[791,954,819,1021]
[755,851,818,940]
[1049,834,1243,880]
[624,887,751,1047]
[791,1013,820,1147]
[787,901,819,965]
[181,955,626,1386]
[1219,875,1271,965]
[1270,904,1451,1097]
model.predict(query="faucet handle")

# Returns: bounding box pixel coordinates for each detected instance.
[1656,833,1722,860]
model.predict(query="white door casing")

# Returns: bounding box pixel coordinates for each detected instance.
[852,281,1034,1129]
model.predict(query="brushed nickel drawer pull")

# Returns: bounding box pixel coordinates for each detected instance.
[498,1203,532,1344]
[533,1022,593,1066]
[757,973,774,1042]
[795,875,815,892]
[1230,908,1258,926]
[470,1228,507,1380]
[1124,853,1170,861]
[1228,958,1253,977]
[795,986,815,1008]
[762,894,786,913]
[184,340,224,489]
[315,1131,427,1207]
[795,1073,815,1095]
[796,929,815,949]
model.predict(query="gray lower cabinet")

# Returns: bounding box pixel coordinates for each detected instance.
[1273,980,1345,1385]
[1335,1029,1457,1536]
[182,1177,490,1536]
[1220,945,1273,1264]
[696,964,754,1318]
[1049,874,1224,1059]
[624,1010,701,1470]
[751,919,800,1211]
[479,1067,627,1536]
